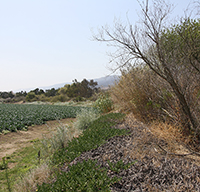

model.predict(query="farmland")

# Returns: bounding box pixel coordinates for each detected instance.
[0,103,86,132]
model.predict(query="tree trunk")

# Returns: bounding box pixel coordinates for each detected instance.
[167,75,197,131]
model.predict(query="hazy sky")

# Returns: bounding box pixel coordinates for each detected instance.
[0,0,195,91]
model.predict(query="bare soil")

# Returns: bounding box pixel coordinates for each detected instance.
[0,118,75,161]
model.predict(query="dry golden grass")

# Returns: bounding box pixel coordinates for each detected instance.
[13,163,52,192]
[110,68,176,123]
[150,122,185,153]
[123,113,200,165]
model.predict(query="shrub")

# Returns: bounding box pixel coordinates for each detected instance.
[50,95,69,103]
[41,122,80,159]
[73,96,84,102]
[93,92,113,113]
[25,92,38,102]
[73,107,100,130]
[110,67,180,123]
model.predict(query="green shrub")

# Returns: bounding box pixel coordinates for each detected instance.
[73,96,84,102]
[107,159,137,173]
[37,159,120,192]
[94,93,113,113]
[50,95,69,103]
[52,113,127,165]
[73,107,100,130]
[41,123,80,160]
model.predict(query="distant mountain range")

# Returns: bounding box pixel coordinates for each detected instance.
[14,75,120,92]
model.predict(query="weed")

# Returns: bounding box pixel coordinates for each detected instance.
[0,142,41,191]
[13,163,51,192]
[37,159,120,192]
[108,159,137,173]
[73,107,100,130]
[2,157,11,192]
[0,159,8,170]
[30,138,40,143]
[41,121,81,161]
[94,92,113,113]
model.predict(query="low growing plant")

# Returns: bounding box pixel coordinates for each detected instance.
[52,113,127,165]
[37,159,121,192]
[108,159,137,173]
[2,157,11,192]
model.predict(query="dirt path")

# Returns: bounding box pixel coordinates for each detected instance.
[0,118,75,161]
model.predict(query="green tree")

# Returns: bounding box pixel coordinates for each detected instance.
[161,18,200,73]
[45,88,58,97]
[26,92,37,102]
[64,79,98,99]
[16,91,27,97]
[0,91,14,99]
[94,0,200,135]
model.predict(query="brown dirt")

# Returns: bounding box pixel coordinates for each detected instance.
[0,118,75,161]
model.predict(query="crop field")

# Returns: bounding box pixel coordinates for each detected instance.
[0,104,85,132]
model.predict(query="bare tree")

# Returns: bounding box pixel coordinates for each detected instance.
[94,0,200,133]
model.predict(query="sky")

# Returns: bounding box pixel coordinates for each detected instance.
[0,0,196,92]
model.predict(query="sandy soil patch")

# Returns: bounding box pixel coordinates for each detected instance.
[0,118,75,160]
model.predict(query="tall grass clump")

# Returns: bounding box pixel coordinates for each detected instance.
[73,107,100,130]
[41,122,80,160]
[13,164,51,192]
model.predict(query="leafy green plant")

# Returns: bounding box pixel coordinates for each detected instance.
[0,104,86,132]
[73,107,100,130]
[94,93,113,113]
[37,159,120,192]
[2,130,10,135]
[37,113,130,191]
[108,160,137,173]
[2,157,11,192]
[52,113,127,165]
[0,158,8,171]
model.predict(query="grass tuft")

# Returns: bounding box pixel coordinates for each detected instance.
[73,107,100,130]
[13,163,51,192]
[41,121,81,161]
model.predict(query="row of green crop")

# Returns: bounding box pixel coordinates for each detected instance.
[0,104,85,132]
